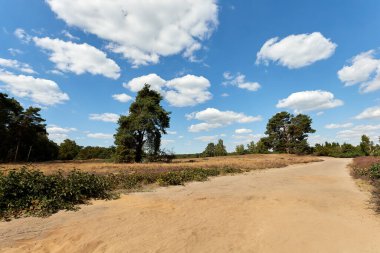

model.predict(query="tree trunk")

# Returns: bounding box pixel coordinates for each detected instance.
[14,139,20,162]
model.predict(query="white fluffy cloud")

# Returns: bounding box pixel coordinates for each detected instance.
[325,123,353,129]
[338,50,380,93]
[0,71,69,106]
[124,74,212,107]
[0,58,35,74]
[47,125,77,143]
[46,0,218,66]
[276,90,343,113]
[187,108,261,132]
[89,113,120,123]
[87,133,114,139]
[256,32,337,69]
[112,93,132,103]
[33,37,120,79]
[188,123,222,133]
[165,75,212,107]
[222,72,260,91]
[355,106,380,120]
[235,128,252,134]
[337,124,380,142]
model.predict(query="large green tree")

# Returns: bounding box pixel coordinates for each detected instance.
[202,143,216,157]
[0,93,59,162]
[114,85,170,163]
[265,112,315,154]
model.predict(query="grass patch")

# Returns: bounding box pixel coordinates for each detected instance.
[0,166,243,221]
[350,157,380,212]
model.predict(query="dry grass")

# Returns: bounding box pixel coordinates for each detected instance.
[0,154,321,175]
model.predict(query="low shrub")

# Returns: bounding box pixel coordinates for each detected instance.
[0,166,243,220]
[350,157,380,212]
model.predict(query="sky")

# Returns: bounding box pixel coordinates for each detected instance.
[1,0,380,153]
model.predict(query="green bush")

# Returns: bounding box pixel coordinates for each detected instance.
[369,163,380,180]
[0,168,115,220]
[0,166,243,220]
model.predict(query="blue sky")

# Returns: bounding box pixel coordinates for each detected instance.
[1,0,380,153]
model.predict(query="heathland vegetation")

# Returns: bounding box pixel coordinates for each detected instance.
[1,84,380,219]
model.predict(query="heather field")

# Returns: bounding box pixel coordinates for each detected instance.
[0,154,320,175]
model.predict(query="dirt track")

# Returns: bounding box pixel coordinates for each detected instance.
[1,157,380,252]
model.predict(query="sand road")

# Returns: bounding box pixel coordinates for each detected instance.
[1,158,380,253]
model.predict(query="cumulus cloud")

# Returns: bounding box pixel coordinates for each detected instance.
[112,93,132,103]
[235,128,252,134]
[222,72,260,91]
[188,123,222,133]
[33,37,120,79]
[47,125,77,143]
[87,133,114,139]
[337,124,380,142]
[187,108,261,132]
[89,113,120,123]
[232,133,264,144]
[0,71,69,106]
[276,90,343,113]
[337,50,380,93]
[14,28,31,43]
[124,74,212,107]
[325,123,353,129]
[194,135,219,142]
[46,0,218,66]
[0,58,35,74]
[165,75,212,107]
[355,106,380,120]
[256,32,337,69]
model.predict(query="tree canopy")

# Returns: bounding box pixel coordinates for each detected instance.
[114,85,170,162]
[264,111,315,154]
[0,93,59,162]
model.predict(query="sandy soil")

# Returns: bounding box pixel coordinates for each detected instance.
[1,157,380,253]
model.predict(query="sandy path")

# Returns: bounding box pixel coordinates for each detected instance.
[1,158,380,252]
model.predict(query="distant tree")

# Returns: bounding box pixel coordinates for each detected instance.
[76,146,115,160]
[246,141,256,154]
[235,144,246,155]
[265,112,315,154]
[256,138,270,154]
[59,139,81,160]
[360,135,372,156]
[202,143,216,157]
[114,85,170,162]
[214,139,228,156]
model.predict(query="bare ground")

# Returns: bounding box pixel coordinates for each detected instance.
[1,157,380,252]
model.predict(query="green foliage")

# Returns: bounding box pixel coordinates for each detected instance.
[0,93,59,162]
[0,166,243,220]
[76,146,115,160]
[114,85,170,163]
[369,163,380,180]
[360,135,373,156]
[202,143,215,157]
[0,168,114,220]
[201,139,228,157]
[215,139,228,156]
[265,112,315,154]
[58,139,82,160]
[314,142,364,158]
[235,144,246,155]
